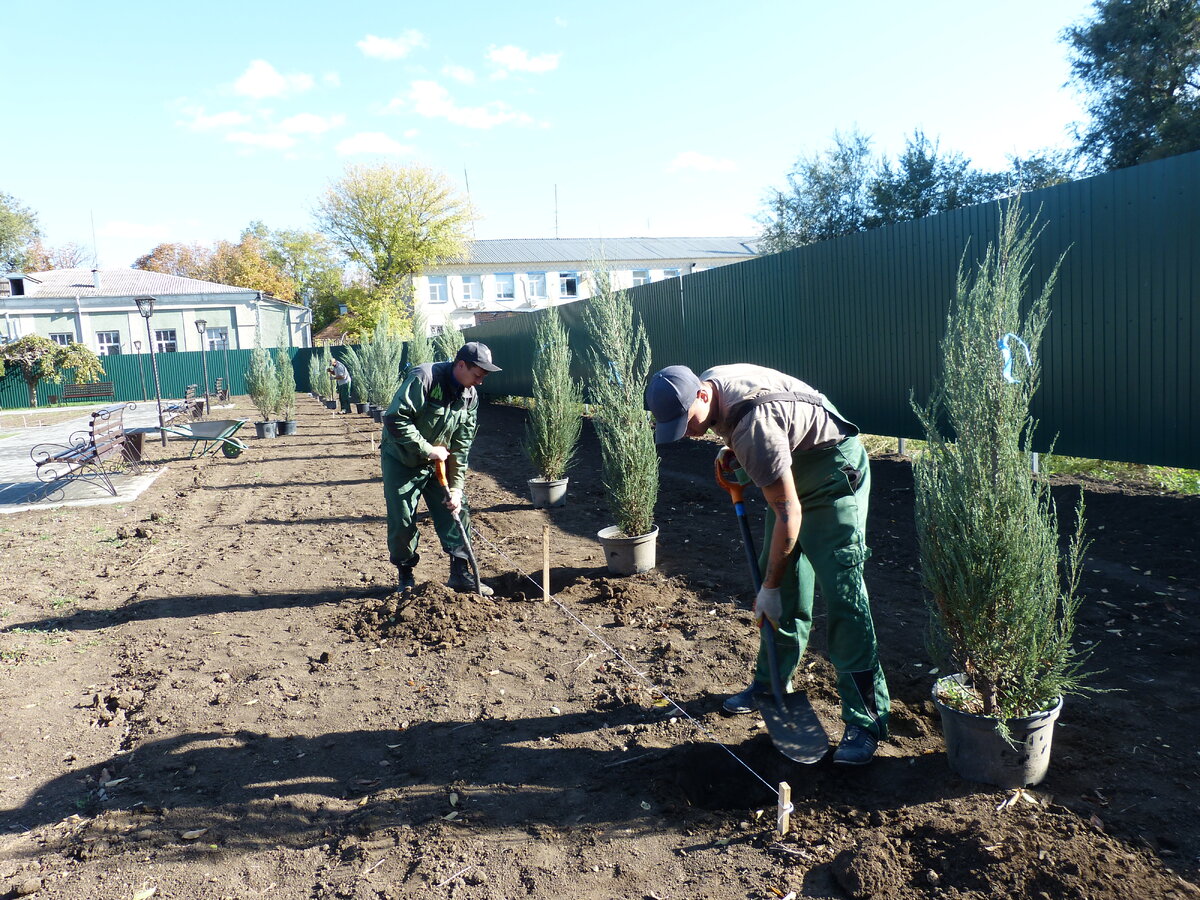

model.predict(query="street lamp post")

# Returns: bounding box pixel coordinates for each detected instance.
[194,319,212,415]
[134,296,167,447]
[133,340,147,401]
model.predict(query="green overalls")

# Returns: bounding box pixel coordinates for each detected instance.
[380,362,478,568]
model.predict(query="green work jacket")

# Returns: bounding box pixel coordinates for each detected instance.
[381,362,478,492]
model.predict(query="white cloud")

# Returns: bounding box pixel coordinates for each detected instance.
[323,72,342,87]
[177,105,252,131]
[279,112,346,134]
[233,60,315,98]
[358,31,427,60]
[487,44,560,73]
[667,151,738,173]
[442,64,475,84]
[226,131,297,149]
[336,132,413,156]
[400,80,533,129]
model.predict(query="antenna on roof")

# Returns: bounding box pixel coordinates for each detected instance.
[90,210,100,268]
[463,167,476,239]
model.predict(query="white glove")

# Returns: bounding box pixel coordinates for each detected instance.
[444,487,463,515]
[427,445,450,462]
[754,586,782,628]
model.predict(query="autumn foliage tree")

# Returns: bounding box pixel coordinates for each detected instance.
[0,335,105,408]
[133,235,296,301]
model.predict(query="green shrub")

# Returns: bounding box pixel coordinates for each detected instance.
[525,308,583,481]
[912,201,1088,722]
[583,268,658,537]
[344,310,405,408]
[407,309,434,367]
[274,332,296,420]
[434,322,465,362]
[245,336,280,422]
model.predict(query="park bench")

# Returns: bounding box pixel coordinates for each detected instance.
[30,403,141,500]
[61,381,115,403]
[164,384,206,421]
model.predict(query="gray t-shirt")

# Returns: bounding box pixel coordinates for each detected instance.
[700,364,850,487]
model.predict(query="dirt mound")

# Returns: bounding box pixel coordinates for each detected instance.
[339,582,510,647]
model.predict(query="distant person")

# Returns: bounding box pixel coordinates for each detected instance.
[380,341,501,595]
[645,363,890,765]
[328,358,352,414]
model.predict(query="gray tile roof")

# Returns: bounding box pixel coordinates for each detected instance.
[16,268,255,298]
[456,236,759,265]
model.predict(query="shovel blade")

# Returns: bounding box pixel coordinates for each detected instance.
[759,690,829,764]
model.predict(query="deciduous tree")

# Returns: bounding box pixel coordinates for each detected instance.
[0,334,105,408]
[315,163,474,308]
[1065,0,1200,169]
[0,191,42,273]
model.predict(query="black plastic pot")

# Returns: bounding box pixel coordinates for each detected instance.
[255,421,278,439]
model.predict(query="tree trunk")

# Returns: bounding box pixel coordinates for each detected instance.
[25,376,38,408]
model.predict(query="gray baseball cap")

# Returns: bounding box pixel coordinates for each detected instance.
[645,365,702,444]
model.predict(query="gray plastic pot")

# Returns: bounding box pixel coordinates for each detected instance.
[597,524,658,575]
[932,674,1062,788]
[528,476,569,508]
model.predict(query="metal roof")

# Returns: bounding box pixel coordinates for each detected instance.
[13,268,256,298]
[455,236,759,265]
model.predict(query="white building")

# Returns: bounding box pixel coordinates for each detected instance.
[0,268,311,354]
[413,236,758,333]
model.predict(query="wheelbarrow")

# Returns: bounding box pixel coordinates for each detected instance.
[161,418,250,458]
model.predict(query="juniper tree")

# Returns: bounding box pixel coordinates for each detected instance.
[911,201,1088,721]
[525,307,583,482]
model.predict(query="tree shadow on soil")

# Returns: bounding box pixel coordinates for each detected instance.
[1,709,964,860]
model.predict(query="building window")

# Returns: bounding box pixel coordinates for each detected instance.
[428,276,448,303]
[155,329,178,353]
[96,331,121,356]
[495,273,516,300]
[632,269,652,286]
[559,272,579,298]
[527,272,547,299]
[461,275,482,301]
[49,332,74,346]
[662,268,681,279]
[206,327,229,351]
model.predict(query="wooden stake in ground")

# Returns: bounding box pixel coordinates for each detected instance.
[543,524,551,603]
[777,782,792,837]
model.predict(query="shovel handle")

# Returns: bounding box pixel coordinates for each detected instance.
[434,457,449,490]
[714,454,745,503]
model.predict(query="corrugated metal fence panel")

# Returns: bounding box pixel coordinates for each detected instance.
[0,346,329,408]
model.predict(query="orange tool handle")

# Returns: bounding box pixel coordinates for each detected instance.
[434,457,449,489]
[714,454,745,503]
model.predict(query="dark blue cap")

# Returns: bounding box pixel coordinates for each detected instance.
[645,365,701,444]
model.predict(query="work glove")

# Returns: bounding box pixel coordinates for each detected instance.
[427,445,450,462]
[715,447,739,472]
[444,487,463,515]
[754,585,782,628]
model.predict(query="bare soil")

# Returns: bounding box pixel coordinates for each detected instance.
[1,397,1197,900]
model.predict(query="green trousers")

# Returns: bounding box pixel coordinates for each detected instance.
[337,381,352,412]
[381,448,472,568]
[753,436,891,738]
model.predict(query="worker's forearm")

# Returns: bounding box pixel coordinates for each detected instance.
[763,496,801,588]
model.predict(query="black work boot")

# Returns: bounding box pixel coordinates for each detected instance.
[447,556,493,596]
[396,555,418,592]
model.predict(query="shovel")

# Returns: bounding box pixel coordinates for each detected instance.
[435,458,484,595]
[715,456,829,764]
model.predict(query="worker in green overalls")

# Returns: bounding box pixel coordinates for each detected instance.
[380,341,501,595]
[646,363,890,765]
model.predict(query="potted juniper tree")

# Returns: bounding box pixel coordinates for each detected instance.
[524,307,583,508]
[245,338,280,439]
[320,344,337,409]
[345,311,405,423]
[912,202,1089,788]
[583,267,659,575]
[434,322,464,362]
[407,309,435,368]
[274,335,298,435]
[307,348,326,401]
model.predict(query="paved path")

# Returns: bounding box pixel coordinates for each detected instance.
[0,402,173,513]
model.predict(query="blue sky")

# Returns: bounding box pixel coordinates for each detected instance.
[4,0,1096,268]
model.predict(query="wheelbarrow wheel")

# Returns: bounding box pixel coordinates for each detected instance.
[222,443,243,459]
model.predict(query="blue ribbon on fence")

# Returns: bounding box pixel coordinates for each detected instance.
[997,332,1032,384]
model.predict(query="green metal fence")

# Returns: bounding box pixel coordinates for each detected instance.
[465,150,1199,470]
[0,346,327,409]
[5,151,1196,469]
